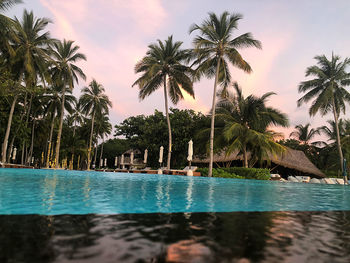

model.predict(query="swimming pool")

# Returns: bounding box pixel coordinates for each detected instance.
[2,168,350,263]
[1,168,350,214]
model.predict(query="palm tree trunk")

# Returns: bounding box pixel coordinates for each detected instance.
[28,119,35,164]
[99,136,105,169]
[21,143,25,165]
[73,122,76,137]
[87,111,95,170]
[163,75,172,170]
[332,98,344,171]
[55,88,66,168]
[243,145,248,168]
[7,108,26,162]
[46,112,55,168]
[24,93,33,165]
[208,57,222,177]
[93,128,99,167]
[1,94,18,166]
[94,142,98,168]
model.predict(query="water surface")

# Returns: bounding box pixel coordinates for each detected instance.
[1,168,350,214]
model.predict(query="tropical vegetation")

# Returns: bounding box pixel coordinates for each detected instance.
[1,4,350,179]
[298,54,350,172]
[0,3,111,169]
[133,35,194,170]
[189,11,262,177]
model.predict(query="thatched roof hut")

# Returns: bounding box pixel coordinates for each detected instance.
[192,147,325,178]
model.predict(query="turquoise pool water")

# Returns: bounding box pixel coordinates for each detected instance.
[0,168,350,215]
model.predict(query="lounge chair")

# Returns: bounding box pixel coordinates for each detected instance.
[310,178,321,184]
[324,178,336,184]
[295,176,310,183]
[288,176,299,182]
[183,166,198,172]
[336,178,346,185]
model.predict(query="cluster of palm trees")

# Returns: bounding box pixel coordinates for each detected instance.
[134,12,263,176]
[2,1,350,175]
[297,54,350,173]
[0,1,112,169]
[134,11,350,176]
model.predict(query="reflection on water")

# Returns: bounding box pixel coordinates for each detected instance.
[1,211,350,262]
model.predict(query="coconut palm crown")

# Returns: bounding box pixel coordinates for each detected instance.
[298,53,350,171]
[132,35,194,170]
[215,82,288,167]
[289,123,321,145]
[189,11,261,176]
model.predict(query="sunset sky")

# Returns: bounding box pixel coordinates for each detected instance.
[7,0,350,140]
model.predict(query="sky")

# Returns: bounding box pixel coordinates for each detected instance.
[7,0,350,140]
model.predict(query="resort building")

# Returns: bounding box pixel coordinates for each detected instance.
[193,147,325,179]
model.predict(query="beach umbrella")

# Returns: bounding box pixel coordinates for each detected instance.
[104,158,107,167]
[159,146,164,165]
[121,154,125,169]
[143,149,148,164]
[114,156,118,167]
[187,140,193,176]
[12,147,17,160]
[187,139,193,162]
[100,158,103,167]
[130,151,134,164]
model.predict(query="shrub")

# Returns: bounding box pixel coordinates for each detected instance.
[197,167,270,180]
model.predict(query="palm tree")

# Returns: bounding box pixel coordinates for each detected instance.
[44,85,76,167]
[132,35,194,170]
[50,39,86,168]
[216,82,288,167]
[68,100,84,137]
[0,0,21,12]
[79,79,111,170]
[0,0,22,53]
[190,11,262,176]
[320,119,345,143]
[289,123,321,145]
[1,10,51,165]
[94,113,112,168]
[298,54,350,171]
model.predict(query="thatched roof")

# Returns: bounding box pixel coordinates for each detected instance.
[192,147,325,178]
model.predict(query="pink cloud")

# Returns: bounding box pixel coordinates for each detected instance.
[38,0,169,123]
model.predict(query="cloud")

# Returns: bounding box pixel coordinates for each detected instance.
[39,0,169,124]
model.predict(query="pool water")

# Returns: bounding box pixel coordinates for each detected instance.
[1,168,350,214]
[2,168,350,263]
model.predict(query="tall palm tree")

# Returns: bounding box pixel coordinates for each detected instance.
[1,10,51,165]
[216,82,288,167]
[50,39,86,168]
[132,35,194,170]
[190,11,261,176]
[43,85,76,167]
[79,79,111,170]
[298,54,350,171]
[289,123,321,145]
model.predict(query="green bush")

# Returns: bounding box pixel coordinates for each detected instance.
[197,167,270,180]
